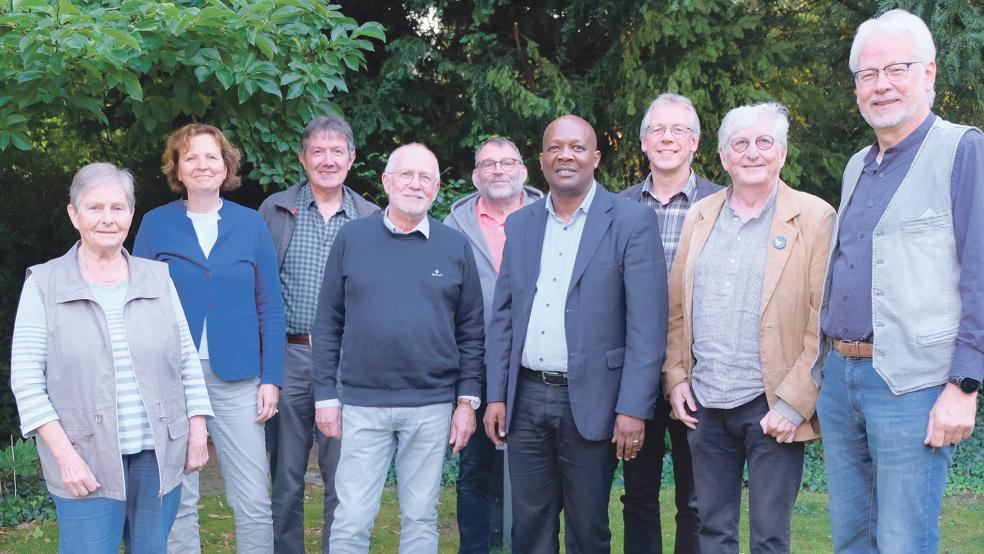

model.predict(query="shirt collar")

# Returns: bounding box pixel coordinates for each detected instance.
[301,183,358,220]
[643,170,696,204]
[545,180,597,219]
[476,191,524,224]
[383,207,430,239]
[724,182,778,221]
[863,112,936,166]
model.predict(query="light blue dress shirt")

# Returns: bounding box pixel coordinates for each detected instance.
[522,182,598,373]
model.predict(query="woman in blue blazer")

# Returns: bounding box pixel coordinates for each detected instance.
[134,123,285,553]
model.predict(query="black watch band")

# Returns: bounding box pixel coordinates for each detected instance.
[948,376,982,394]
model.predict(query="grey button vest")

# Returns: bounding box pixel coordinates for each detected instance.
[813,117,978,393]
[29,243,190,500]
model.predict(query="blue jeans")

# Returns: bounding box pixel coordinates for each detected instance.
[52,449,181,554]
[817,350,954,553]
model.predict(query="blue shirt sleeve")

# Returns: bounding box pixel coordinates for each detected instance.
[949,129,984,382]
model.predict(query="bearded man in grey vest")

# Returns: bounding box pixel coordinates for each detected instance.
[814,9,982,553]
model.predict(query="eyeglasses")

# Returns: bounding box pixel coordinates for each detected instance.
[853,61,923,85]
[730,135,776,153]
[647,125,692,139]
[386,170,437,188]
[476,158,522,173]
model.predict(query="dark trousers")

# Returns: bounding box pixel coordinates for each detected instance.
[456,399,496,553]
[621,398,700,554]
[508,373,618,554]
[687,394,804,554]
[265,343,342,554]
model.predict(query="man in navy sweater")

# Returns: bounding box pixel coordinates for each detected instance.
[312,143,485,553]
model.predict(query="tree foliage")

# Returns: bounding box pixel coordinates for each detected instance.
[338,0,982,205]
[0,0,384,185]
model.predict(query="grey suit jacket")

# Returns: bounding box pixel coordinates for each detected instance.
[485,184,668,441]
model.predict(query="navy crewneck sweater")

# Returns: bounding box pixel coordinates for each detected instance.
[312,214,485,407]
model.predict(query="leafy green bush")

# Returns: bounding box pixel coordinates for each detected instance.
[0,438,54,527]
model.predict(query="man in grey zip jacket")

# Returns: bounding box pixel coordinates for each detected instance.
[258,116,380,554]
[444,136,542,553]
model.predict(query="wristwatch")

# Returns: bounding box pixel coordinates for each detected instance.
[948,376,982,394]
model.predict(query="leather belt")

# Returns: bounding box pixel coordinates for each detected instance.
[521,366,568,386]
[287,334,311,346]
[831,339,873,358]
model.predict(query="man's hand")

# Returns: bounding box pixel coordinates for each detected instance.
[612,414,645,461]
[484,402,507,446]
[449,402,476,454]
[759,408,797,443]
[255,384,280,423]
[668,381,699,429]
[184,415,209,474]
[924,383,978,447]
[316,406,343,439]
[57,449,101,497]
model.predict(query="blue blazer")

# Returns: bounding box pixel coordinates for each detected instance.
[486,184,668,441]
[134,199,285,386]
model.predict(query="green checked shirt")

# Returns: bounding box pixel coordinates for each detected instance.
[280,184,358,335]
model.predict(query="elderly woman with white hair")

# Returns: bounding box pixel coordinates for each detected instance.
[662,102,835,553]
[9,162,213,553]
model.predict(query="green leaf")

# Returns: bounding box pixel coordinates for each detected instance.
[353,22,385,42]
[194,65,210,82]
[102,29,141,51]
[255,78,282,99]
[214,68,234,89]
[254,35,277,59]
[4,114,28,127]
[10,132,31,150]
[0,132,9,150]
[280,72,303,86]
[286,80,305,100]
[122,74,143,101]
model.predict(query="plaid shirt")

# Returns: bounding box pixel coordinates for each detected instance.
[639,171,698,271]
[280,184,357,334]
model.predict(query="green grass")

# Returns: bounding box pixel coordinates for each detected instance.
[1,487,981,553]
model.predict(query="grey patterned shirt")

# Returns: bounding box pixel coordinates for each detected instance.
[691,188,776,409]
[640,171,697,272]
[280,184,357,334]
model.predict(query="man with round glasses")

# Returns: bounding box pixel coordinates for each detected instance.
[815,9,983,552]
[619,93,721,554]
[663,102,835,553]
[444,136,543,552]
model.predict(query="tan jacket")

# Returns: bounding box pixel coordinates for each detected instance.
[663,181,835,441]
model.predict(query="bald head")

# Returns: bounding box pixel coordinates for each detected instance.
[542,115,598,151]
[539,115,601,196]
[382,142,441,220]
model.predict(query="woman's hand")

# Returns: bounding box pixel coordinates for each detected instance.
[255,384,280,423]
[37,421,101,497]
[58,450,101,497]
[184,415,209,474]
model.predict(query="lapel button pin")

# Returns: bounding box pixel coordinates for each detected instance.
[773,236,787,249]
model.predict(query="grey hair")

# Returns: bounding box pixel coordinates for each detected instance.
[849,9,936,106]
[639,93,701,142]
[384,143,441,179]
[301,115,356,154]
[69,162,136,210]
[474,136,523,165]
[717,102,790,152]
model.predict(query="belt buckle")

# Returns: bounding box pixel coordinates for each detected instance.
[542,371,566,386]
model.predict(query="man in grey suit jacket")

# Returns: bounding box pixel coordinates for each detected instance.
[484,115,668,553]
[618,92,721,554]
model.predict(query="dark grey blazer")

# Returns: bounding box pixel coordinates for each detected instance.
[485,184,668,441]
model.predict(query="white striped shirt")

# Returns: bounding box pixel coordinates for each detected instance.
[10,275,213,447]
